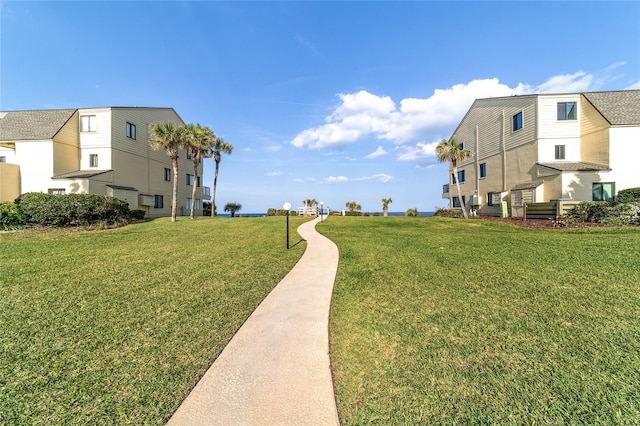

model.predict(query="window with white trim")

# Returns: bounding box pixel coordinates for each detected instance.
[154,195,164,208]
[480,163,487,178]
[90,154,98,167]
[186,174,195,186]
[593,182,614,202]
[164,168,171,181]
[80,115,97,132]
[557,102,577,120]
[555,145,566,160]
[48,188,65,195]
[513,111,523,131]
[0,156,6,163]
[126,122,136,139]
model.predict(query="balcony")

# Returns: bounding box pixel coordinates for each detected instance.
[202,186,211,200]
[442,183,450,199]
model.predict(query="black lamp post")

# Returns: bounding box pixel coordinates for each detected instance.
[283,202,291,249]
[320,201,324,222]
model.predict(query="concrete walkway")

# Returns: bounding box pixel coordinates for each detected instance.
[167,216,340,426]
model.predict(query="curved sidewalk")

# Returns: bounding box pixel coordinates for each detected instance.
[167,216,340,425]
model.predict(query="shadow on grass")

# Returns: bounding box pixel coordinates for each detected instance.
[290,238,305,249]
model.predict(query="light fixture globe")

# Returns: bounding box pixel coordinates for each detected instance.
[283,202,292,211]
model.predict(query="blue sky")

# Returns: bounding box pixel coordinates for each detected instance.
[2,1,639,213]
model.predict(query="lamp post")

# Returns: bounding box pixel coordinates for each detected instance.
[320,201,324,222]
[283,202,291,249]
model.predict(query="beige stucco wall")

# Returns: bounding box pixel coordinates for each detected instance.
[52,111,80,176]
[0,162,20,202]
[580,96,610,165]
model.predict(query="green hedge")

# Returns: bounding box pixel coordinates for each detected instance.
[0,202,24,230]
[618,187,640,203]
[15,192,132,227]
[562,201,640,225]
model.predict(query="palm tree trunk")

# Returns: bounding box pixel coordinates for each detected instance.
[171,157,179,222]
[212,160,220,216]
[190,158,198,219]
[452,166,468,219]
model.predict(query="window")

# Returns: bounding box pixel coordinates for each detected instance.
[48,188,65,195]
[80,115,97,132]
[90,154,98,167]
[513,111,523,131]
[186,174,195,186]
[593,182,614,202]
[186,198,203,210]
[197,176,201,187]
[555,145,566,160]
[154,195,164,208]
[457,170,465,183]
[452,196,466,208]
[487,192,503,206]
[186,152,193,160]
[126,122,136,139]
[0,156,6,163]
[458,142,464,150]
[480,163,487,178]
[557,102,577,120]
[164,168,171,181]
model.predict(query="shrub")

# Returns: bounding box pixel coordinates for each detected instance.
[130,209,146,220]
[617,187,640,203]
[364,212,370,217]
[562,201,640,225]
[406,208,419,217]
[433,208,463,218]
[0,202,24,230]
[15,192,132,227]
[344,211,361,217]
[267,208,277,216]
[373,212,380,217]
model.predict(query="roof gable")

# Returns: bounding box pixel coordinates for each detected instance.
[0,109,77,141]
[582,90,640,125]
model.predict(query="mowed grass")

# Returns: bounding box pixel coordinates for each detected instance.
[0,217,307,425]
[320,217,640,424]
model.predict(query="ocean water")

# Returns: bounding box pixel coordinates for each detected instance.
[215,211,435,218]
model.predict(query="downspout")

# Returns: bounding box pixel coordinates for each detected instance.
[502,109,507,193]
[475,125,480,211]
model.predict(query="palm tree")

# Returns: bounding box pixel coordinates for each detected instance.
[224,202,242,217]
[345,201,361,212]
[149,122,188,222]
[381,197,393,217]
[185,123,215,219]
[436,136,473,219]
[210,137,234,216]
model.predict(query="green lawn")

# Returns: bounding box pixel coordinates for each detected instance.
[0,217,307,425]
[320,217,640,425]
[3,216,640,424]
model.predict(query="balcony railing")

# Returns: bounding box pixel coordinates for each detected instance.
[442,184,450,194]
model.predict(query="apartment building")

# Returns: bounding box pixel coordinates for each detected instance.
[0,107,210,217]
[442,90,640,217]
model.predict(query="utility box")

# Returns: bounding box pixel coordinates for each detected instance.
[500,201,508,217]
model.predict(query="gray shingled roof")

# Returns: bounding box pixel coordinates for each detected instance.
[582,90,640,125]
[537,162,611,172]
[0,109,77,141]
[52,170,112,179]
[512,180,544,190]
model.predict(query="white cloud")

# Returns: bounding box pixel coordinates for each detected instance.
[242,147,255,152]
[326,176,349,183]
[323,173,393,184]
[364,145,388,159]
[267,171,282,176]
[290,68,617,160]
[626,80,640,90]
[534,71,594,93]
[396,141,439,161]
[293,177,316,183]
